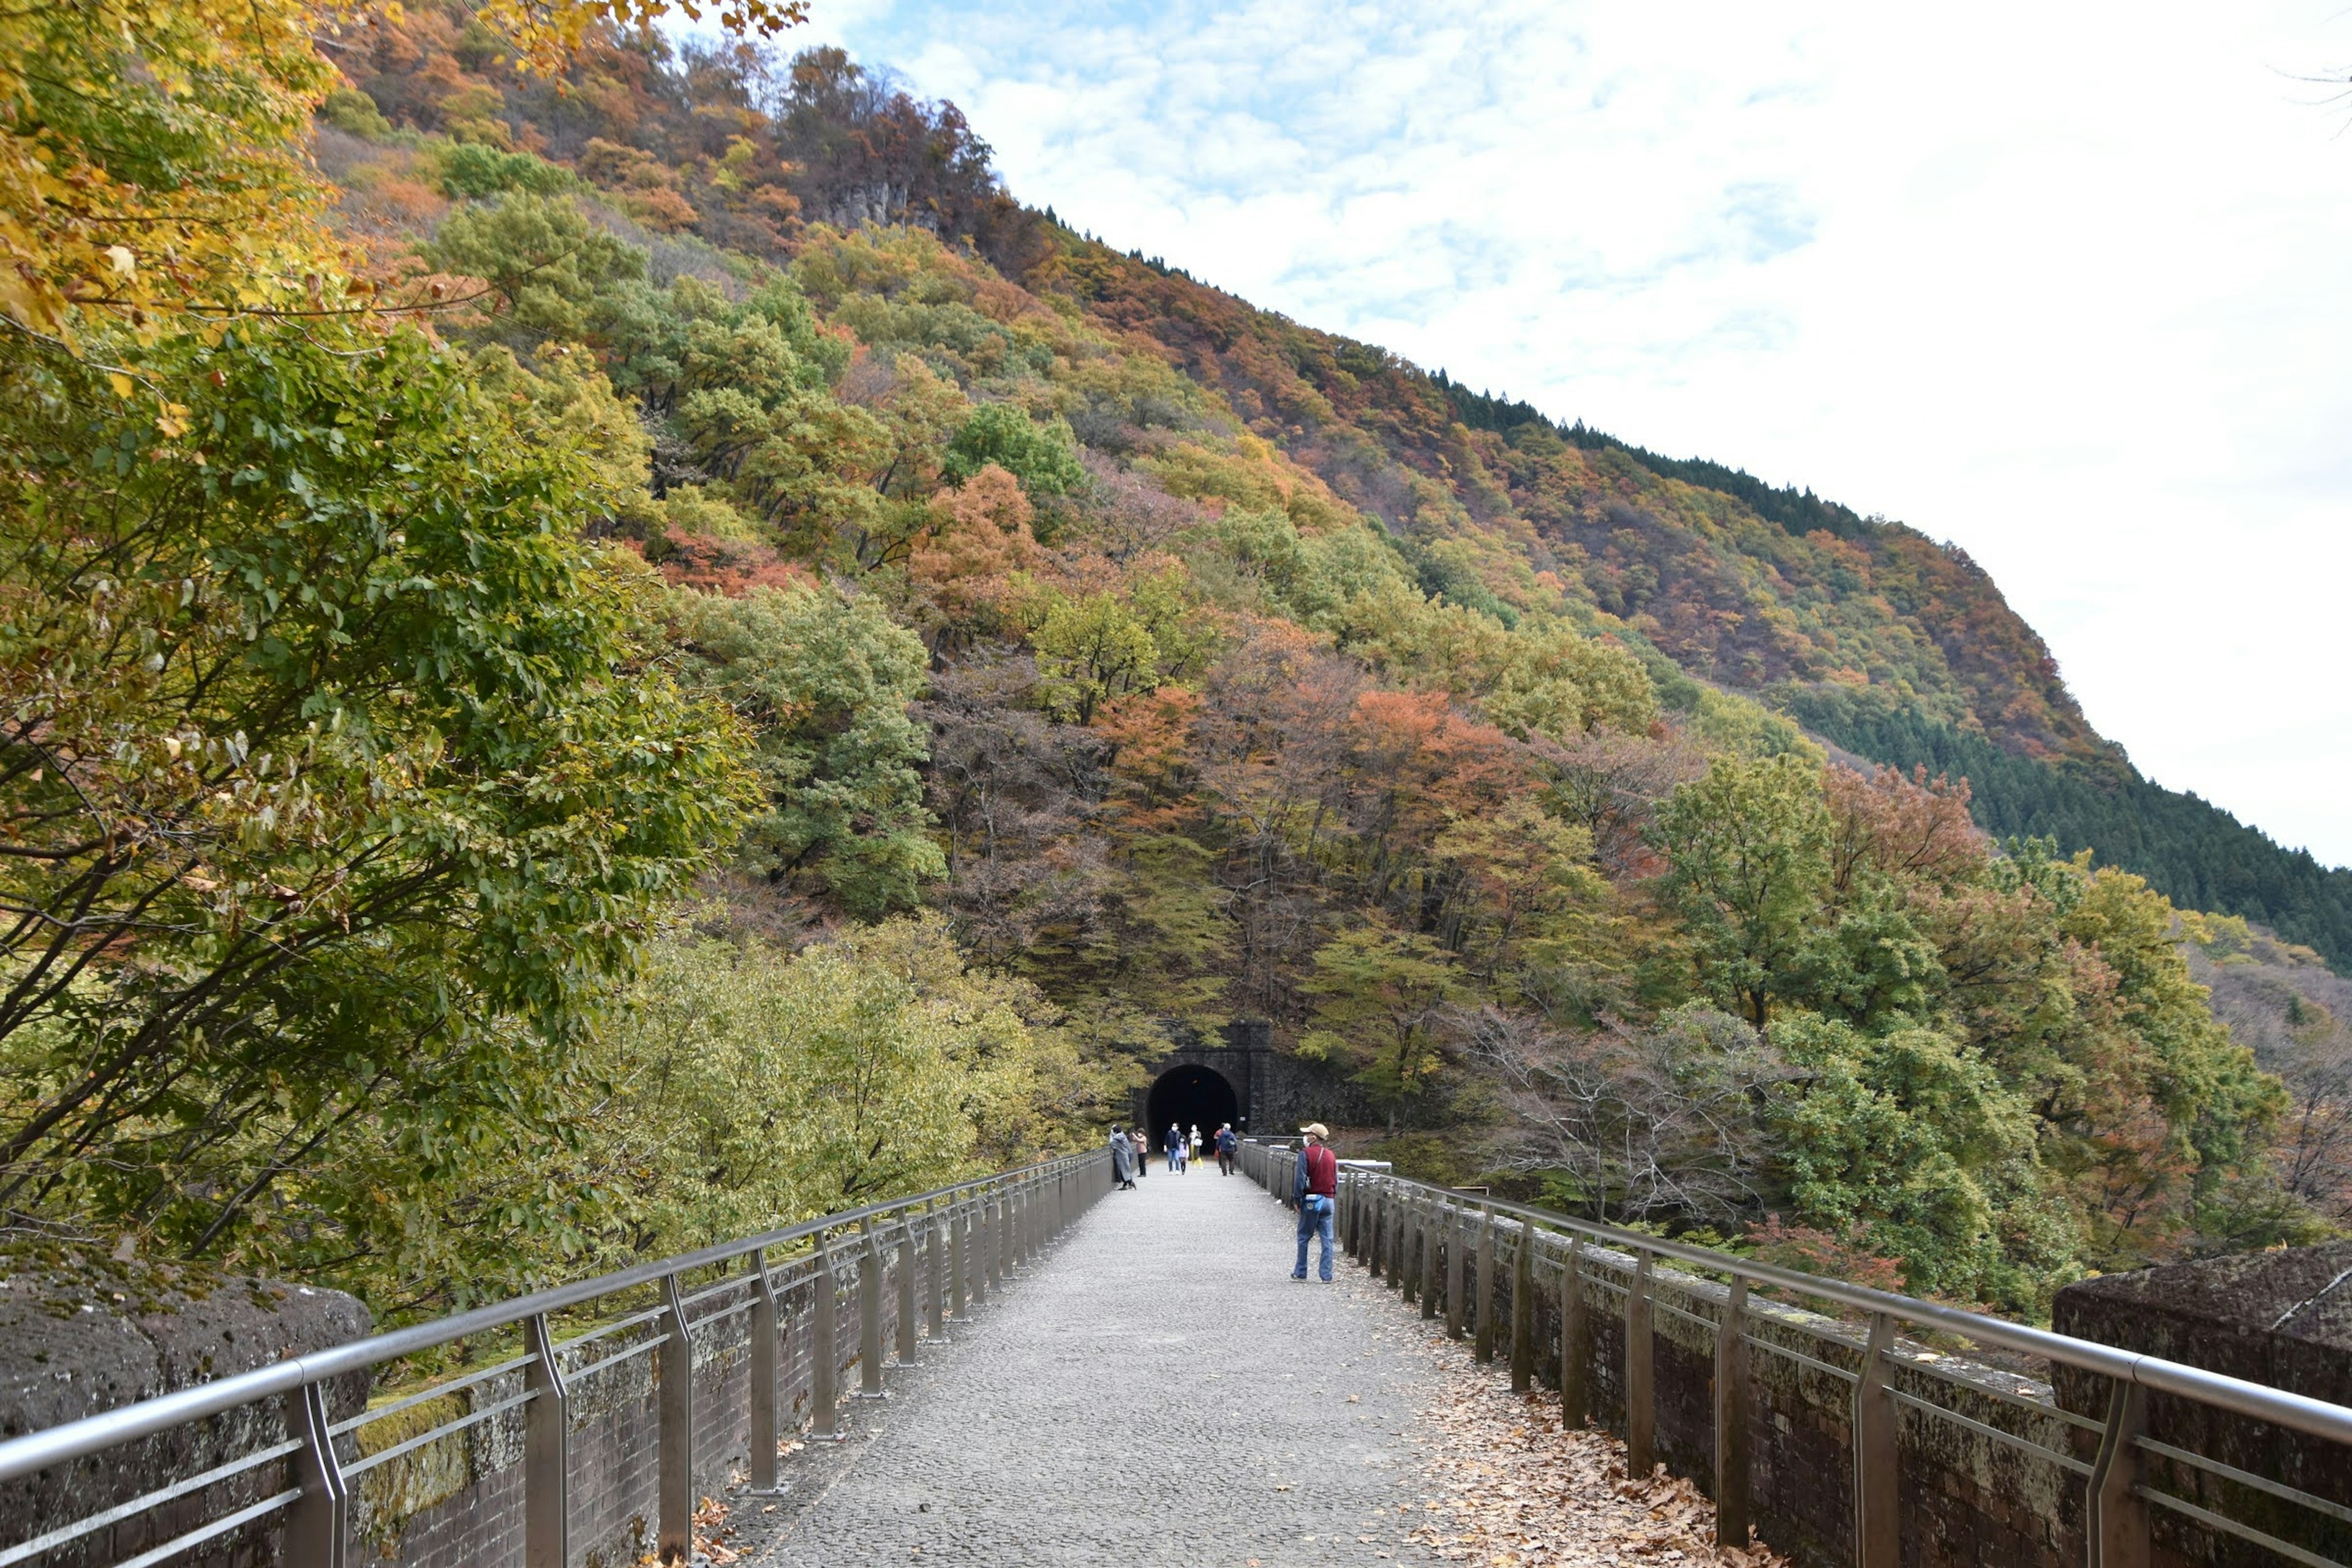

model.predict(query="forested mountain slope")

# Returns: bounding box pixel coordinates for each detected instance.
[330,23,2352,973]
[1052,219,2352,970]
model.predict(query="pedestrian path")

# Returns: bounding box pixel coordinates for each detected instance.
[735,1162,1446,1566]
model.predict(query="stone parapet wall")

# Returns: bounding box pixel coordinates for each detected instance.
[1276,1161,2103,1568]
[0,1257,372,1568]
[2052,1244,2352,1568]
[1468,1215,2079,1568]
[368,1243,908,1568]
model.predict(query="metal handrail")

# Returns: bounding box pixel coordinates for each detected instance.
[1242,1137,2352,1568]
[0,1147,1102,1488]
[1250,1141,2352,1447]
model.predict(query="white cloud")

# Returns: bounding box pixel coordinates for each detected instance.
[786,0,2352,864]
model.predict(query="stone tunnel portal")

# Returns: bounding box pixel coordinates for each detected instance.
[1144,1063,1240,1158]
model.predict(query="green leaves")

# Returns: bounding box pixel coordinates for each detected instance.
[0,319,753,1275]
[668,579,943,918]
[1651,754,1833,1028]
[942,402,1085,497]
[1033,592,1159,726]
[421,193,645,348]
[437,144,576,201]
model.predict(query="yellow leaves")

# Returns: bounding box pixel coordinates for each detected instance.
[7,0,802,341]
[107,371,134,399]
[470,0,809,79]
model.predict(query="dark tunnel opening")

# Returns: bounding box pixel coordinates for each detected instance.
[1144,1064,1239,1165]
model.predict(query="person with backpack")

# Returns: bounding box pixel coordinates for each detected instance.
[1215,1123,1237,1175]
[1291,1123,1339,1281]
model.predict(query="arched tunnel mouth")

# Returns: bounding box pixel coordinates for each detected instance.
[1145,1063,1239,1160]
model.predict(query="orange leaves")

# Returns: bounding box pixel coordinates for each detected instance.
[1743,1215,1906,1297]
[1348,688,1529,834]
[908,463,1039,629]
[1823,763,1985,897]
[1095,685,1199,800]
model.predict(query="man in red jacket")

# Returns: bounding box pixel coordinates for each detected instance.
[1291,1123,1340,1282]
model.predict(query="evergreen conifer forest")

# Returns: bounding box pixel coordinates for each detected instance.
[5,2,2348,1324]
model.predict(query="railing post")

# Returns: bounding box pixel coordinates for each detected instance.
[1714,1273,1751,1549]
[1345,1173,1362,1258]
[1510,1223,1534,1393]
[1391,1190,1409,1294]
[1446,1202,1467,1340]
[973,1195,992,1305]
[1853,1311,1898,1568]
[287,1379,349,1568]
[1403,1192,1422,1309]
[745,1251,781,1495]
[1369,1182,1386,1280]
[658,1271,693,1564]
[811,1236,843,1439]
[859,1218,888,1399]
[998,1186,1015,1282]
[927,1199,947,1341]
[1561,1235,1586,1427]
[895,1214,919,1366]
[1626,1250,1655,1477]
[952,1199,972,1319]
[1474,1204,1498,1363]
[525,1313,571,1564]
[2087,1379,2149,1568]
[1420,1195,1440,1322]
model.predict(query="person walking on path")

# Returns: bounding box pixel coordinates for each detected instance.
[1166,1123,1183,1174]
[1109,1127,1136,1189]
[1215,1123,1237,1175]
[1132,1129,1148,1178]
[1291,1123,1339,1281]
[1189,1124,1202,1163]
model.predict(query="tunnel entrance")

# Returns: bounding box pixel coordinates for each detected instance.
[1145,1063,1240,1159]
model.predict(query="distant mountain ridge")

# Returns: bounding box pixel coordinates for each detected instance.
[1044,227,2352,967]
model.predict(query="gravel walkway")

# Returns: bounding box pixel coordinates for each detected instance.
[728,1162,1446,1566]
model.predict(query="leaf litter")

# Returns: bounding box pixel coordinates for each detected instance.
[1396,1329,1783,1567]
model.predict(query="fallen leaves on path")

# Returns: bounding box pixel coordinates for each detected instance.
[1398,1332,1783,1567]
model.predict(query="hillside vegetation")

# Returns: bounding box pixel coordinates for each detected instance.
[0,4,2339,1324]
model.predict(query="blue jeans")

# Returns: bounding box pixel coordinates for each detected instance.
[1294,1196,1335,1280]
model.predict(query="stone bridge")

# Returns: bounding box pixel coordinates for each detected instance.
[6,1148,2352,1568]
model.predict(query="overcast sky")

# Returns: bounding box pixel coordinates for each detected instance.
[775,1,2352,867]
